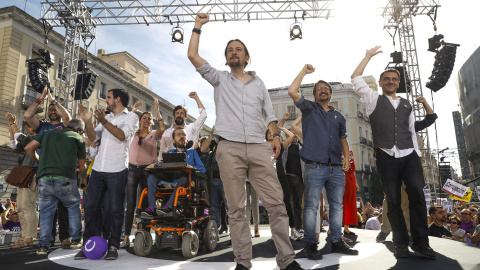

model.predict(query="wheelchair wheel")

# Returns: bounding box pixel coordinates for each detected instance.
[181,232,199,258]
[203,219,218,251]
[134,231,153,257]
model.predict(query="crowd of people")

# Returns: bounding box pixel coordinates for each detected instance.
[2,12,480,270]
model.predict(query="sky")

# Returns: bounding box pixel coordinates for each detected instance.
[4,0,480,175]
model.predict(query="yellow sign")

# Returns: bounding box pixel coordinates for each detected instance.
[450,190,472,202]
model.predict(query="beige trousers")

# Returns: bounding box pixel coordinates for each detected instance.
[246,182,259,228]
[381,182,411,234]
[216,141,295,269]
[17,180,39,239]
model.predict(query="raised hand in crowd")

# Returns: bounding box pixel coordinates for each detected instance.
[351,46,382,79]
[132,100,142,113]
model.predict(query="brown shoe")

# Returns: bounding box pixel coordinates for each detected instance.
[61,238,72,249]
[254,228,260,237]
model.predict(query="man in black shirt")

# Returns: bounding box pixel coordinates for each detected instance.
[428,205,452,238]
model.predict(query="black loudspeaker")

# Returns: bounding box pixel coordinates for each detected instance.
[426,44,458,92]
[71,72,97,100]
[392,66,411,94]
[27,60,49,93]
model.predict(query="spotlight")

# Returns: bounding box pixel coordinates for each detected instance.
[171,26,184,44]
[290,23,302,41]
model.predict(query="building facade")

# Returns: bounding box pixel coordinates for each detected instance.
[452,111,471,179]
[0,6,210,196]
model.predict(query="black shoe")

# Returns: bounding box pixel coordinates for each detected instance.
[394,245,410,258]
[304,243,322,260]
[344,231,356,236]
[36,246,48,255]
[411,242,436,258]
[281,260,304,270]
[376,231,390,243]
[74,249,87,260]
[234,263,249,270]
[331,240,359,255]
[105,246,118,260]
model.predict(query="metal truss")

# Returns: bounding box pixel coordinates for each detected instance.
[383,0,441,200]
[41,0,335,26]
[42,0,97,114]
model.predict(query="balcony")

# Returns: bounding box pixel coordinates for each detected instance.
[363,164,371,172]
[367,140,374,147]
[357,111,364,119]
[360,137,368,145]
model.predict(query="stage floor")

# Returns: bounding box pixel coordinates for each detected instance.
[1,225,478,270]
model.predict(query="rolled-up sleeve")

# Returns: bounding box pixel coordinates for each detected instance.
[294,95,310,112]
[351,76,378,115]
[190,108,207,136]
[196,61,220,87]
[339,115,347,139]
[121,113,139,141]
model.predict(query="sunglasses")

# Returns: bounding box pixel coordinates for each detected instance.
[138,136,144,145]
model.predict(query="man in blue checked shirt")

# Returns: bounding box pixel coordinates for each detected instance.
[142,127,206,217]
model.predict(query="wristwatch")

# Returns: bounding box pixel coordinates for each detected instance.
[192,28,202,34]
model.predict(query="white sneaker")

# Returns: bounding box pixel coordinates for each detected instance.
[291,229,303,241]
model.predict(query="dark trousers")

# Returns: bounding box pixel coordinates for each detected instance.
[287,174,304,231]
[376,151,429,246]
[278,174,295,228]
[51,201,70,242]
[83,169,128,249]
[124,166,148,236]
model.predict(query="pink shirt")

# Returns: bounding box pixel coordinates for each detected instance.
[129,130,159,166]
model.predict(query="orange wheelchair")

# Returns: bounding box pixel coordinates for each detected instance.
[133,166,218,258]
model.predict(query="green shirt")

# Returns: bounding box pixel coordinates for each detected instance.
[35,129,86,179]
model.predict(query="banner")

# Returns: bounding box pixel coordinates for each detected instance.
[450,190,473,202]
[443,200,453,213]
[442,179,468,198]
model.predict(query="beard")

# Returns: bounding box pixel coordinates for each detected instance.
[175,139,186,149]
[175,117,184,126]
[106,102,116,112]
[48,114,59,121]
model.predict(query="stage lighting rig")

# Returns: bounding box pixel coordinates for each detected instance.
[290,23,302,41]
[26,49,55,93]
[171,24,184,44]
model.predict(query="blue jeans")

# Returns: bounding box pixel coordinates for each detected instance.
[211,178,228,228]
[83,169,128,249]
[147,174,187,209]
[38,177,82,248]
[303,163,345,244]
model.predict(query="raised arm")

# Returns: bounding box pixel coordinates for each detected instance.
[278,113,290,128]
[47,91,71,126]
[278,125,295,149]
[187,13,209,68]
[291,115,303,139]
[414,96,438,132]
[189,91,205,110]
[78,104,96,142]
[153,98,165,138]
[288,64,315,102]
[94,108,127,141]
[200,126,214,153]
[24,86,48,130]
[351,46,382,79]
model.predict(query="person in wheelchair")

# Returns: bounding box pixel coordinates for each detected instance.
[141,127,206,217]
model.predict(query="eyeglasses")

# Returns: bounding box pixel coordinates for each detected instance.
[316,87,330,91]
[382,77,399,82]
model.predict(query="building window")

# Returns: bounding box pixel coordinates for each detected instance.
[330,101,339,109]
[287,105,296,118]
[132,96,139,106]
[145,103,152,113]
[131,65,137,73]
[24,87,36,104]
[99,82,107,99]
[109,61,118,66]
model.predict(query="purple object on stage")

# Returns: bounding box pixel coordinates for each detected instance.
[83,236,108,260]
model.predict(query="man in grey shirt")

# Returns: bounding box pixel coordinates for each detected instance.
[188,13,305,270]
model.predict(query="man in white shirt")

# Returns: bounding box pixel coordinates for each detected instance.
[351,46,435,259]
[159,91,207,161]
[76,88,139,260]
[365,212,382,230]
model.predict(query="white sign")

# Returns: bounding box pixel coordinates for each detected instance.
[424,188,431,208]
[442,179,468,198]
[443,200,453,213]
[477,186,480,201]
